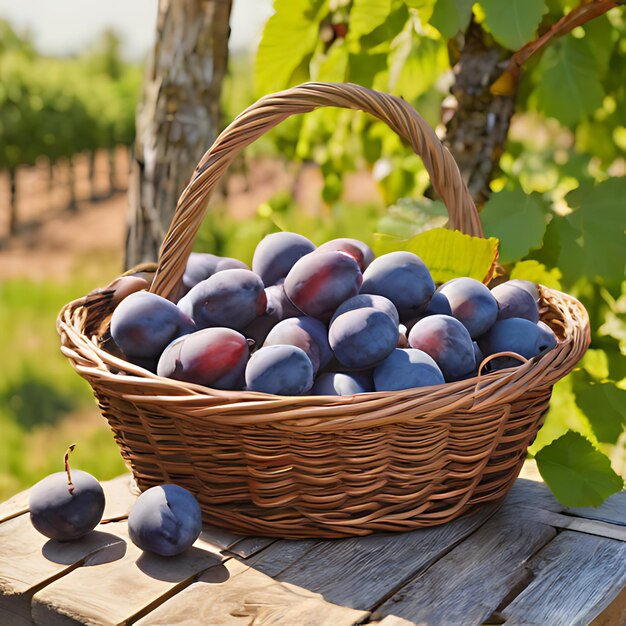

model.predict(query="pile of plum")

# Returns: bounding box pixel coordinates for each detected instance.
[109,233,558,396]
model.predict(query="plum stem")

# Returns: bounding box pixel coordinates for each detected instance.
[65,444,76,495]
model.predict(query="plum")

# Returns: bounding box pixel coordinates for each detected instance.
[491,281,540,323]
[408,314,476,382]
[330,294,399,328]
[360,251,435,318]
[310,371,373,395]
[181,253,249,295]
[245,345,314,395]
[29,446,105,541]
[374,349,445,391]
[110,291,196,366]
[127,484,202,557]
[316,238,374,271]
[478,318,558,370]
[329,307,398,369]
[252,232,316,286]
[436,277,498,339]
[177,269,266,331]
[284,250,363,320]
[157,328,249,390]
[263,316,332,373]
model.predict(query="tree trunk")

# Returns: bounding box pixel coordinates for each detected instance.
[125,0,233,269]
[88,151,97,200]
[67,157,78,212]
[9,168,17,236]
[47,159,54,193]
[442,21,518,207]
[108,147,117,196]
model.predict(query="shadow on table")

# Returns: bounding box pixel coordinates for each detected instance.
[42,531,127,566]
[135,547,228,583]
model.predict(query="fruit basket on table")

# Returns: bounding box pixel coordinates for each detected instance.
[57,82,590,539]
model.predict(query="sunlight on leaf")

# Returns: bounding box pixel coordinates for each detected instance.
[536,431,623,507]
[372,227,498,283]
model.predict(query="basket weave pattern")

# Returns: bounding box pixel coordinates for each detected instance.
[58,83,590,538]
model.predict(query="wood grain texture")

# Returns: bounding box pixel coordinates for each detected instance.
[135,558,369,626]
[566,490,626,527]
[372,508,556,625]
[31,523,222,626]
[501,530,626,626]
[0,516,126,624]
[267,503,500,609]
[529,508,626,541]
[0,489,29,524]
[243,539,321,578]
[226,536,276,559]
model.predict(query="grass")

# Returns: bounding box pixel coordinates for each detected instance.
[0,262,127,500]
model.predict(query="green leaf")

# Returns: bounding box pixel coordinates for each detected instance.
[533,35,605,126]
[529,375,598,456]
[430,0,474,38]
[349,0,391,43]
[372,227,499,283]
[510,260,562,290]
[348,52,388,89]
[480,188,547,264]
[572,371,626,444]
[535,431,623,507]
[255,0,327,95]
[479,0,547,51]
[557,178,626,288]
[583,15,613,78]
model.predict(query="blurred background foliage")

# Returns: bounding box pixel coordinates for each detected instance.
[0,0,624,505]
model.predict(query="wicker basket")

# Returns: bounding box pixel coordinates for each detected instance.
[57,82,590,538]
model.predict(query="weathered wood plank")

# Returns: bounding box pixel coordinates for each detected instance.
[370,617,417,626]
[501,531,626,626]
[590,587,626,626]
[372,508,556,625]
[135,557,369,626]
[0,488,30,524]
[243,539,321,578]
[0,516,126,625]
[566,490,626,527]
[528,508,626,542]
[30,522,223,626]
[226,536,276,558]
[502,477,563,513]
[263,502,500,610]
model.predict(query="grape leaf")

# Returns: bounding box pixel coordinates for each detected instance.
[479,0,547,51]
[372,227,499,283]
[556,178,626,288]
[255,0,327,95]
[535,431,623,507]
[349,0,391,43]
[572,371,626,444]
[533,35,605,127]
[480,188,547,264]
[430,0,474,38]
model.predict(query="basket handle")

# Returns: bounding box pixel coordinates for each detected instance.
[150,82,483,300]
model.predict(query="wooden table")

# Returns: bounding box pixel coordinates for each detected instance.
[1,462,624,626]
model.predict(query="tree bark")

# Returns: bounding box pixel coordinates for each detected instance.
[67,156,78,212]
[108,147,118,196]
[442,21,518,207]
[88,151,97,200]
[125,0,233,269]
